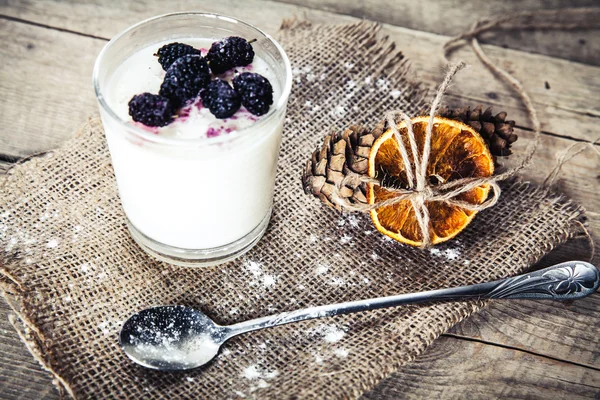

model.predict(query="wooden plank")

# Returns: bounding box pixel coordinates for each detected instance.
[451,294,600,368]
[0,302,60,400]
[362,335,600,399]
[1,0,598,156]
[1,2,599,399]
[4,0,600,66]
[276,0,600,66]
[0,18,104,158]
[0,160,11,175]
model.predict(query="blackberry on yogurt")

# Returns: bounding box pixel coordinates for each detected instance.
[232,72,274,116]
[155,42,202,70]
[159,54,211,108]
[201,79,241,119]
[206,36,254,75]
[128,93,174,127]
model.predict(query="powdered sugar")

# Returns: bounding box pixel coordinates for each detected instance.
[315,263,330,275]
[239,364,279,394]
[308,324,347,343]
[346,214,360,228]
[46,238,59,248]
[242,364,279,380]
[262,275,276,287]
[430,247,462,261]
[245,260,278,289]
[340,235,353,244]
[333,347,349,358]
[329,277,346,286]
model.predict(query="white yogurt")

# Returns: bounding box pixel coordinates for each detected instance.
[103,39,283,250]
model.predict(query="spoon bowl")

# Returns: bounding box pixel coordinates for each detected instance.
[119,305,225,370]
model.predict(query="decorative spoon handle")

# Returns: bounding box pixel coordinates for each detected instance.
[225,261,598,339]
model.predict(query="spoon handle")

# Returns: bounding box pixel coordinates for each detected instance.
[225,261,599,338]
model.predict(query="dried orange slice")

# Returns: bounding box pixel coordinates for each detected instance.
[367,116,494,246]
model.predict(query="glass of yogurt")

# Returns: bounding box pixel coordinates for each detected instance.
[93,13,292,266]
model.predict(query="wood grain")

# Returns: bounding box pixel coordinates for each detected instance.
[0,302,60,400]
[450,293,600,368]
[1,0,599,161]
[4,0,600,66]
[363,335,600,399]
[1,0,599,399]
[0,18,104,158]
[275,0,600,67]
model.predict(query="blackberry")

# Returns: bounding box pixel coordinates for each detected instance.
[200,79,241,119]
[159,54,210,108]
[128,93,174,127]
[154,42,202,71]
[206,36,254,75]
[232,72,274,116]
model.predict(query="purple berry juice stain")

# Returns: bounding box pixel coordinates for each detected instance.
[206,127,220,138]
[133,121,160,134]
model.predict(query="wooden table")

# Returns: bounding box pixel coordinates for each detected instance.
[1,1,599,398]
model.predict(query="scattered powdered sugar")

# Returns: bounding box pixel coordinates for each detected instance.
[346,214,360,228]
[309,324,347,343]
[46,239,59,249]
[445,249,460,260]
[262,275,276,287]
[340,235,353,244]
[430,247,461,261]
[313,351,324,365]
[244,260,278,289]
[390,89,402,99]
[376,78,390,90]
[241,364,279,394]
[329,277,346,286]
[332,106,346,117]
[333,347,349,358]
[186,377,194,382]
[315,263,330,275]
[323,327,345,343]
[98,319,123,337]
[246,261,262,276]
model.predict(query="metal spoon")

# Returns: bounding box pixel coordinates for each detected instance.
[119,260,599,370]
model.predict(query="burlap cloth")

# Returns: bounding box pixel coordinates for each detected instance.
[0,21,588,399]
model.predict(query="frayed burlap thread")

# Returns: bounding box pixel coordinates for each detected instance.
[0,21,588,399]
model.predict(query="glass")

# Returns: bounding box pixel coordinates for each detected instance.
[93,13,292,266]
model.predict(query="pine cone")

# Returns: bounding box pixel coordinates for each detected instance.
[302,125,381,211]
[437,105,518,157]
